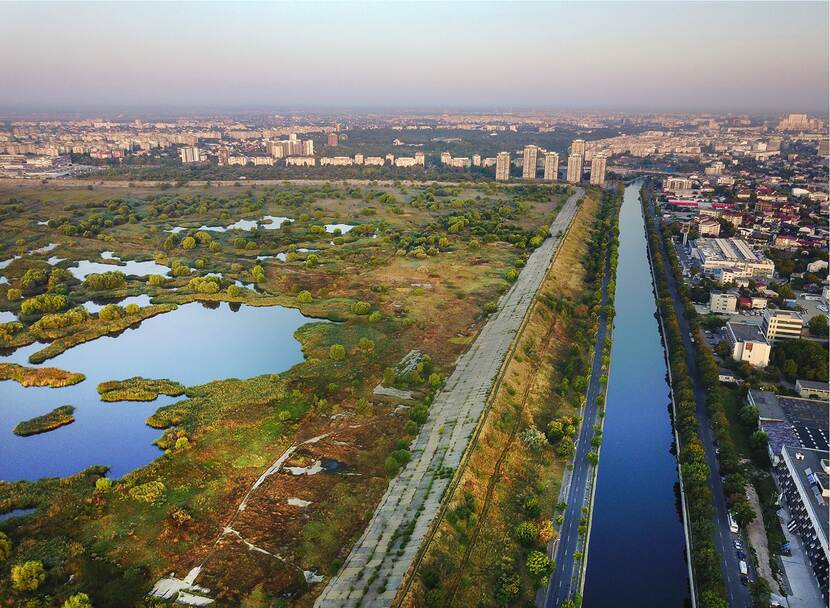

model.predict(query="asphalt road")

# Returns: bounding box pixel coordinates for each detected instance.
[541,212,612,608]
[649,196,753,608]
[314,188,585,608]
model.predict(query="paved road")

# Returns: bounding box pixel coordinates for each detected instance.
[541,202,612,608]
[648,194,752,608]
[313,188,585,608]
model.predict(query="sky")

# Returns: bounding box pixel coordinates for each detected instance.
[0,1,828,115]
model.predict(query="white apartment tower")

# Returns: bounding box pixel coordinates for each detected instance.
[543,152,559,181]
[590,153,607,186]
[522,145,538,180]
[179,147,203,163]
[495,151,510,181]
[566,153,582,184]
[571,139,586,157]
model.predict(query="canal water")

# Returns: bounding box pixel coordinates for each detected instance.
[583,182,690,606]
[0,301,321,481]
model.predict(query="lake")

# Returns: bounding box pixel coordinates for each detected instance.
[0,301,321,481]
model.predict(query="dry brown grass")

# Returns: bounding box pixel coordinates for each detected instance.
[401,192,601,607]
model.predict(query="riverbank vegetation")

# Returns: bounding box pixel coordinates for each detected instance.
[643,182,773,608]
[0,363,85,388]
[13,405,76,436]
[0,180,572,607]
[97,377,186,402]
[402,188,620,607]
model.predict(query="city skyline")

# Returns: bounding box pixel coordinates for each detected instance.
[1,2,828,114]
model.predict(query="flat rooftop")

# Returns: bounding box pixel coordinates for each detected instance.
[781,445,829,544]
[728,321,768,343]
[751,389,829,452]
[696,237,766,263]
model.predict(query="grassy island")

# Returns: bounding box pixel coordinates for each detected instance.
[0,363,85,387]
[13,405,76,436]
[97,377,186,402]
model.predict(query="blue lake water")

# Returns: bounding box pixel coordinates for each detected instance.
[0,301,320,481]
[583,182,690,606]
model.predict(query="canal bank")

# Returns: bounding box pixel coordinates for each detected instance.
[582,181,690,607]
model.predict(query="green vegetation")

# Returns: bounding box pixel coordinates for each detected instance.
[0,363,85,388]
[97,377,186,402]
[0,180,571,605]
[407,189,620,607]
[13,406,76,436]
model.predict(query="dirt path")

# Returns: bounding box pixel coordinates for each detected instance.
[746,482,777,592]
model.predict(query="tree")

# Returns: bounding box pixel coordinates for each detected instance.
[181,236,196,250]
[525,551,554,577]
[384,455,400,477]
[329,344,346,361]
[63,593,93,608]
[515,521,537,545]
[0,531,11,562]
[350,301,371,315]
[11,560,45,592]
[808,314,828,337]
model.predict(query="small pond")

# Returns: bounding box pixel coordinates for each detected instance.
[68,251,172,281]
[167,215,293,234]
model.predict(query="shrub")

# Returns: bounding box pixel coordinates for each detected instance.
[129,480,166,504]
[297,290,313,303]
[368,310,382,322]
[181,236,196,249]
[83,271,127,291]
[526,551,554,577]
[147,274,166,287]
[0,532,11,562]
[505,269,519,282]
[20,293,68,315]
[6,287,21,301]
[384,456,400,477]
[188,276,220,294]
[125,303,140,315]
[515,521,538,545]
[227,285,241,296]
[62,593,93,608]
[11,560,45,592]
[95,477,112,493]
[329,344,346,361]
[98,304,125,321]
[350,301,371,315]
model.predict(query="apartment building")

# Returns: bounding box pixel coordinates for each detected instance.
[566,153,582,184]
[725,321,771,367]
[762,309,804,342]
[775,446,829,604]
[543,151,559,181]
[710,292,738,314]
[522,145,537,180]
[495,151,510,181]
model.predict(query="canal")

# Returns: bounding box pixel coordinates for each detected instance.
[583,181,690,606]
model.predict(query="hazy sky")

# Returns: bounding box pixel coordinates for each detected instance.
[1,1,828,114]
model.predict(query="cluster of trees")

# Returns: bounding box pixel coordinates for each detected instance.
[643,184,738,608]
[47,198,140,239]
[31,306,90,336]
[20,293,69,316]
[83,271,127,291]
[770,338,828,382]
[187,276,221,294]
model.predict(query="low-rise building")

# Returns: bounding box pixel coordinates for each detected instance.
[692,238,775,279]
[762,309,804,342]
[710,292,738,313]
[725,321,771,367]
